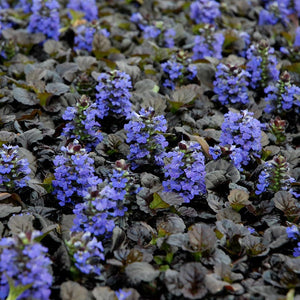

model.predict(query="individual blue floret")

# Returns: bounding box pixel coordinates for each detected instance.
[162,141,206,203]
[192,24,224,60]
[213,63,250,105]
[28,0,60,40]
[190,0,221,25]
[73,24,96,52]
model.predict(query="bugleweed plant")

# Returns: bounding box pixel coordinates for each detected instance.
[190,0,221,25]
[52,141,101,206]
[162,141,206,203]
[213,110,263,171]
[256,155,295,195]
[28,0,60,40]
[95,70,132,119]
[161,51,197,90]
[192,24,224,60]
[213,63,250,105]
[124,107,168,169]
[0,144,31,192]
[66,231,104,276]
[0,230,52,300]
[264,71,300,115]
[62,95,103,151]
[246,40,279,90]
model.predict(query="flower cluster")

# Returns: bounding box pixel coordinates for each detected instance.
[190,0,221,25]
[0,144,31,192]
[72,161,136,236]
[28,0,60,40]
[162,141,206,203]
[62,95,103,151]
[259,0,291,26]
[15,0,31,13]
[95,70,132,119]
[219,110,263,170]
[161,51,197,89]
[164,28,176,48]
[256,155,294,195]
[52,141,101,206]
[67,0,98,21]
[264,71,300,115]
[246,40,279,89]
[286,225,300,257]
[73,24,96,52]
[192,24,224,60]
[124,107,168,169]
[213,63,250,105]
[66,231,104,275]
[0,231,52,300]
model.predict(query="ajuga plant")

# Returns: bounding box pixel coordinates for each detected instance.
[161,51,197,90]
[52,140,101,206]
[213,63,250,105]
[72,160,137,236]
[0,144,31,192]
[211,110,263,171]
[259,0,291,26]
[124,107,168,170]
[0,230,52,300]
[95,70,132,120]
[246,40,279,90]
[162,141,206,203]
[73,24,96,52]
[192,24,224,60]
[256,155,295,195]
[62,95,103,151]
[65,231,104,276]
[190,0,221,25]
[28,0,60,40]
[67,0,98,21]
[268,116,287,144]
[264,71,300,115]
[286,225,300,257]
[130,13,176,48]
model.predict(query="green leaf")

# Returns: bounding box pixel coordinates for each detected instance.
[154,256,164,265]
[159,265,170,272]
[37,92,52,106]
[165,252,173,264]
[283,62,300,74]
[149,193,170,210]
[6,276,32,300]
[69,9,85,22]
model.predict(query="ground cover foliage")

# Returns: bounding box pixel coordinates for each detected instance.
[0,0,300,299]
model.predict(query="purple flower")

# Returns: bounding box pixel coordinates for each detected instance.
[143,25,161,39]
[287,225,299,240]
[190,0,221,24]
[115,289,132,300]
[220,110,263,170]
[293,242,300,257]
[28,0,60,40]
[213,64,250,105]
[67,0,98,21]
[264,71,300,114]
[294,27,300,47]
[246,40,279,89]
[52,141,102,206]
[74,25,95,52]
[66,231,104,275]
[162,141,206,203]
[192,25,224,60]
[124,107,168,169]
[164,28,176,48]
[62,95,103,151]
[0,230,52,300]
[95,70,132,119]
[0,144,31,191]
